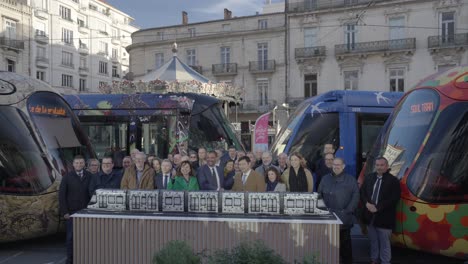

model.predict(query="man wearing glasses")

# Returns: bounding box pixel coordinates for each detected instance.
[87,159,100,176]
[88,156,123,196]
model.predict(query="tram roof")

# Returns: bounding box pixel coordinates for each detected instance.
[0,72,57,105]
[413,65,468,101]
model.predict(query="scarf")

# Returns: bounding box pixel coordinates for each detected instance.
[289,167,308,192]
[266,181,279,192]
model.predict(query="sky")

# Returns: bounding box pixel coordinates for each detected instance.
[106,0,283,29]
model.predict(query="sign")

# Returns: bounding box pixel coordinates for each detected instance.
[253,112,270,153]
[29,105,67,116]
[383,144,404,166]
[410,102,435,113]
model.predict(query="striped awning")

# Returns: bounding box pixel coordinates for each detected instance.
[139,55,210,83]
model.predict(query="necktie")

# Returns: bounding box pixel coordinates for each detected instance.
[211,167,216,178]
[242,173,247,185]
[371,177,382,204]
[164,175,168,188]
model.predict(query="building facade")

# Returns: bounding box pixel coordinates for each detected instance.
[0,0,31,75]
[28,0,138,94]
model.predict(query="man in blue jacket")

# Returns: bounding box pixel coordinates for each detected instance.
[197,151,225,191]
[59,155,92,264]
[88,156,123,196]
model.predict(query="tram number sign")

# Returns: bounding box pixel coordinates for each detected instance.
[411,102,434,113]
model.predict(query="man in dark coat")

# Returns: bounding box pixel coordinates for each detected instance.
[360,157,401,264]
[154,159,174,189]
[88,156,122,196]
[197,151,225,191]
[59,155,92,264]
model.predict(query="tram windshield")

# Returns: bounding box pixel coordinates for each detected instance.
[27,92,94,176]
[364,89,439,180]
[0,106,53,194]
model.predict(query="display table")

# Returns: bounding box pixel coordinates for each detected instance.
[73,210,341,264]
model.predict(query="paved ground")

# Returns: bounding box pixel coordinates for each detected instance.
[0,230,465,264]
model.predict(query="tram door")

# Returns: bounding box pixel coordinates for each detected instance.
[135,115,177,159]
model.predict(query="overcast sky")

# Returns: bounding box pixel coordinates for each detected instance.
[107,0,283,29]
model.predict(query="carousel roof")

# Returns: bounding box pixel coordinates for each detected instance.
[138,44,210,83]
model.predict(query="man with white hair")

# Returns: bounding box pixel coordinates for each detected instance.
[130,148,141,162]
[121,152,154,189]
[276,152,289,174]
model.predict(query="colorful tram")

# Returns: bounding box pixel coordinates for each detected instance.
[64,93,243,165]
[359,66,468,259]
[0,72,94,242]
[271,90,403,177]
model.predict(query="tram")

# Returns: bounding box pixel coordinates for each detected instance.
[271,90,403,177]
[0,72,94,242]
[358,66,468,259]
[64,93,243,165]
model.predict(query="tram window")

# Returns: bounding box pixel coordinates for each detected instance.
[288,113,339,169]
[0,106,53,194]
[407,103,468,203]
[189,106,232,151]
[81,123,127,166]
[357,113,388,175]
[141,116,171,159]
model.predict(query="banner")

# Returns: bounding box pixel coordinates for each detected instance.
[253,112,270,153]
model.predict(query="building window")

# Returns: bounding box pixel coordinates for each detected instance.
[344,70,359,90]
[111,29,118,40]
[79,79,86,91]
[79,57,87,68]
[97,21,106,34]
[99,61,108,74]
[257,43,268,70]
[222,24,231,31]
[77,18,86,27]
[389,17,405,40]
[36,71,45,81]
[99,41,108,55]
[38,0,47,10]
[221,47,231,64]
[304,27,317,48]
[157,32,165,40]
[186,49,196,66]
[37,46,46,58]
[6,59,15,72]
[4,19,17,39]
[305,0,317,9]
[155,53,164,69]
[304,74,317,97]
[89,4,97,10]
[59,6,72,21]
[257,79,269,106]
[389,68,405,92]
[112,66,118,77]
[258,19,268,30]
[440,12,455,43]
[345,23,357,50]
[62,74,73,87]
[112,48,118,59]
[61,51,73,67]
[188,28,196,37]
[79,39,87,49]
[62,28,73,44]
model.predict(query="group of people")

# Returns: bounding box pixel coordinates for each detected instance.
[59,144,400,264]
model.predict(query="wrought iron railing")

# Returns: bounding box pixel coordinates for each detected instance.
[335,38,415,55]
[295,46,326,59]
[249,60,276,72]
[36,57,49,64]
[0,37,24,50]
[287,0,386,12]
[428,33,468,49]
[212,63,238,75]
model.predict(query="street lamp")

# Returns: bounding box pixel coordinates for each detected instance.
[282,103,290,118]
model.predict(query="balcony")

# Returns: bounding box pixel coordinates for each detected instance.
[190,65,203,75]
[295,46,326,62]
[78,45,89,55]
[78,25,89,34]
[335,38,416,57]
[111,38,120,45]
[34,9,48,20]
[428,33,468,51]
[112,73,120,79]
[111,56,119,63]
[212,63,237,76]
[97,51,109,57]
[0,37,24,51]
[61,63,74,69]
[35,31,49,44]
[79,67,89,75]
[121,58,129,65]
[36,56,49,68]
[249,60,276,73]
[239,100,277,113]
[288,0,385,13]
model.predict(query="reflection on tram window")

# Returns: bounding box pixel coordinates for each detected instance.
[0,106,53,194]
[272,102,309,156]
[27,92,93,175]
[407,103,468,203]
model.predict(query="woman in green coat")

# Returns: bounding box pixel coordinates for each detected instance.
[167,160,200,191]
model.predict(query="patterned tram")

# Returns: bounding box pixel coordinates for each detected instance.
[359,66,468,259]
[0,72,94,242]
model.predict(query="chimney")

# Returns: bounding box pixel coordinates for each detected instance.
[224,8,232,19]
[182,11,188,25]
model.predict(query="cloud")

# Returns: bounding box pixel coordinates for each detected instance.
[193,0,263,16]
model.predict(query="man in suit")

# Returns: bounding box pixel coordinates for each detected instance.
[88,156,122,196]
[197,151,224,191]
[154,159,173,189]
[255,151,279,182]
[220,145,237,167]
[231,156,266,192]
[59,155,92,264]
[361,157,400,264]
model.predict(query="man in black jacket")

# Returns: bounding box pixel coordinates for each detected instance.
[360,157,401,264]
[59,155,92,264]
[88,156,122,196]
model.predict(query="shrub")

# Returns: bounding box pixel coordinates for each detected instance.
[152,240,201,264]
[302,253,322,264]
[208,240,286,264]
